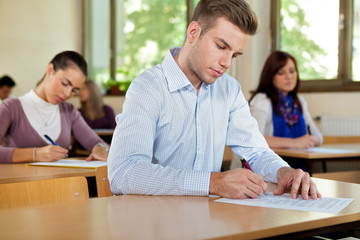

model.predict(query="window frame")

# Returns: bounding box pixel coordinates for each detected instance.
[271,0,360,92]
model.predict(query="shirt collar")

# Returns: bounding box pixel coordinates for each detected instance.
[162,47,213,94]
[162,47,193,93]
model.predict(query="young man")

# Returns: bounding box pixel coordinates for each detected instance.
[108,0,321,200]
[0,75,16,103]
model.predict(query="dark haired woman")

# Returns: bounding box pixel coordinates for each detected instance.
[249,51,322,149]
[0,51,108,163]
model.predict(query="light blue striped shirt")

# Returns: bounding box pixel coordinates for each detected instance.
[108,48,289,196]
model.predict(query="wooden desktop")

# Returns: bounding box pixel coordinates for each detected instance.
[0,163,112,197]
[0,178,359,240]
[273,143,360,175]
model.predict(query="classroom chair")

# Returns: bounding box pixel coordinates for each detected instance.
[0,176,89,209]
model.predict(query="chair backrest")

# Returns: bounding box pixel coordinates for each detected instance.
[323,136,360,144]
[0,176,89,209]
[95,166,113,197]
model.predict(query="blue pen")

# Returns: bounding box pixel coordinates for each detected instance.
[44,134,59,146]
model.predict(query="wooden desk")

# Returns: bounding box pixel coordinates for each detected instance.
[313,170,360,184]
[273,143,360,175]
[93,128,114,136]
[0,178,359,240]
[0,163,112,197]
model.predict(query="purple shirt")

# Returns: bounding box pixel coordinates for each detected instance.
[0,98,107,163]
[79,105,116,129]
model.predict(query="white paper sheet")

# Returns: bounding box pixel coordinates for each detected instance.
[28,159,107,168]
[215,192,354,213]
[307,147,356,154]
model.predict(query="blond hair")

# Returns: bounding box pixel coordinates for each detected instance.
[80,80,105,120]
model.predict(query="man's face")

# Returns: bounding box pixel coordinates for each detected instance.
[186,17,249,87]
[0,86,13,100]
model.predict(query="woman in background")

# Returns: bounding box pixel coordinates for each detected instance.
[249,50,322,149]
[78,80,116,129]
[0,51,108,163]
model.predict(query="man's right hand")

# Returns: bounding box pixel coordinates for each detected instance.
[209,168,268,199]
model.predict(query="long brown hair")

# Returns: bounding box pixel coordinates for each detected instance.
[249,51,302,116]
[80,80,105,120]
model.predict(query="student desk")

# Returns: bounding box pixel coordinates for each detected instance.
[93,128,114,136]
[273,143,360,175]
[0,163,112,197]
[0,178,359,240]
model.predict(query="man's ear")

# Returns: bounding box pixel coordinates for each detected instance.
[187,21,201,43]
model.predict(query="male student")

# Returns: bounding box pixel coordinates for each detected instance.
[0,75,16,103]
[108,0,321,200]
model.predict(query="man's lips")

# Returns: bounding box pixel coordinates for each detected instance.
[211,68,224,77]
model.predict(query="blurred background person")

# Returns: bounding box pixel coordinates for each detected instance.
[78,79,116,129]
[249,50,322,149]
[0,75,16,103]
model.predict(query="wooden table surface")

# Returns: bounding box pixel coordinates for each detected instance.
[0,163,96,184]
[273,143,360,159]
[0,178,359,240]
[273,143,360,174]
[0,163,112,197]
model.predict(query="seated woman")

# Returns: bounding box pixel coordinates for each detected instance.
[249,50,323,149]
[0,51,108,163]
[78,80,116,129]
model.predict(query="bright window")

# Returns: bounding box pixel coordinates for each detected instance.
[85,0,196,93]
[352,0,360,81]
[272,0,360,91]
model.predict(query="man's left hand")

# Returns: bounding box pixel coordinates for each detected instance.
[273,167,321,200]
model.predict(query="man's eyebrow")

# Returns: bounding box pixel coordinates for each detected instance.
[217,37,231,49]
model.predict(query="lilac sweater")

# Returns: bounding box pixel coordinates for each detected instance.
[0,98,107,163]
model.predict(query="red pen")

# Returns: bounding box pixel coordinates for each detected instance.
[240,157,253,172]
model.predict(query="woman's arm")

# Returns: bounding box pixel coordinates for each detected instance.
[264,135,319,149]
[299,95,323,145]
[12,145,69,163]
[71,106,109,161]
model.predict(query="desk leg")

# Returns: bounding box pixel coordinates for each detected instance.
[95,166,113,197]
[322,161,327,172]
[306,161,313,176]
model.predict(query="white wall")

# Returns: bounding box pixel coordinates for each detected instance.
[1,0,359,118]
[0,0,83,97]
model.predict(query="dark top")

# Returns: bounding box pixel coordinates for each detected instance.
[79,105,116,129]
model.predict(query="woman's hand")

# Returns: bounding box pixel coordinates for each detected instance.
[292,135,320,149]
[34,145,69,162]
[86,144,108,161]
